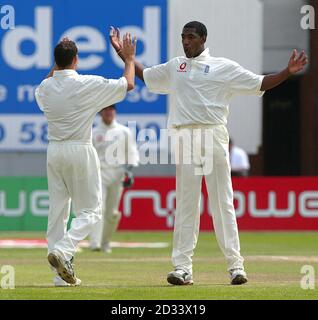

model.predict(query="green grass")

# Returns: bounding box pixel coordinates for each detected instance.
[0,231,318,300]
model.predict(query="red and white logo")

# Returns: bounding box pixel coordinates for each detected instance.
[96,135,104,142]
[178,62,187,72]
[118,177,318,231]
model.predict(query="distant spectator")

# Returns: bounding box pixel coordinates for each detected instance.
[229,138,250,176]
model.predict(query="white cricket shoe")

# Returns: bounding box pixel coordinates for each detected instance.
[54,276,82,287]
[48,250,78,285]
[230,268,248,285]
[167,269,193,285]
[102,242,112,254]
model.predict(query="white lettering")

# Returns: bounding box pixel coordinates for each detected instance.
[299,191,318,217]
[1,265,15,289]
[0,85,7,102]
[0,5,15,30]
[300,5,315,30]
[110,6,161,68]
[31,190,49,216]
[1,6,161,71]
[0,191,26,217]
[2,7,52,69]
[60,27,106,70]
[249,191,296,218]
[17,85,38,102]
[300,265,315,290]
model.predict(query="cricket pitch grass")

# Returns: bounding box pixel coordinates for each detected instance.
[0,231,318,300]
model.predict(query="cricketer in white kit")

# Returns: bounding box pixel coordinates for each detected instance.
[89,104,139,252]
[35,34,137,286]
[110,21,308,286]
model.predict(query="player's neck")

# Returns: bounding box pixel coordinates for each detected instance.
[103,120,114,126]
[192,47,205,58]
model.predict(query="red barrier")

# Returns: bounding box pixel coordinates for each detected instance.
[118,177,318,230]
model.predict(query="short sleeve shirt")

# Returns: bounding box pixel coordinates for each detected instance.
[143,48,264,128]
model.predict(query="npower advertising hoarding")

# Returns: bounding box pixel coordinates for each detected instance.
[1,177,318,231]
[0,0,167,151]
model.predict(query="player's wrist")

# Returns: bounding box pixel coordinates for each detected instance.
[125,56,135,63]
[117,49,125,61]
[286,66,293,77]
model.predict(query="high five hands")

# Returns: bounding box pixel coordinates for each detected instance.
[121,32,137,61]
[110,26,138,62]
[110,26,123,53]
[110,26,145,81]
[110,26,137,59]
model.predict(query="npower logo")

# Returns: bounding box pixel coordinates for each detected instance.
[122,189,318,227]
[0,6,161,70]
[1,189,318,226]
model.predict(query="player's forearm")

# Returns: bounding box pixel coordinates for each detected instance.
[118,51,144,82]
[260,68,291,91]
[123,58,135,91]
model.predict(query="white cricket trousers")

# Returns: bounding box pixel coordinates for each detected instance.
[171,124,244,275]
[46,141,102,261]
[90,168,124,248]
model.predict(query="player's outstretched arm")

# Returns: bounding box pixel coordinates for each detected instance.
[110,26,145,82]
[260,49,308,91]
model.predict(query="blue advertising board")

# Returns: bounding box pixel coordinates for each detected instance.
[0,0,167,150]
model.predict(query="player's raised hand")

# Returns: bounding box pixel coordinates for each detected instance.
[121,33,137,61]
[109,26,123,53]
[288,49,308,74]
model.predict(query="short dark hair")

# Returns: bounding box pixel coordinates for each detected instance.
[183,21,208,38]
[101,104,116,112]
[54,40,78,68]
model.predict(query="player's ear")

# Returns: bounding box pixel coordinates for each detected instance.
[73,55,79,68]
[201,35,207,44]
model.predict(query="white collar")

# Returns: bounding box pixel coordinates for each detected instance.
[53,69,78,77]
[100,119,118,129]
[190,48,210,61]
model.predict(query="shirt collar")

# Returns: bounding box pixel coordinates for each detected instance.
[100,119,117,129]
[53,69,78,77]
[191,48,210,61]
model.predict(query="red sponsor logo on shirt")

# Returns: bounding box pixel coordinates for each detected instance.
[96,135,104,142]
[177,62,187,72]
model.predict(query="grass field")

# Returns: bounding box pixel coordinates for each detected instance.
[0,231,318,300]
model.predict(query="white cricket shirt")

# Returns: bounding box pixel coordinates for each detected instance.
[143,48,264,128]
[35,70,128,142]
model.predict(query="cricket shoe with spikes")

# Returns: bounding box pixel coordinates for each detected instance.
[167,269,193,285]
[48,250,79,285]
[230,268,248,285]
